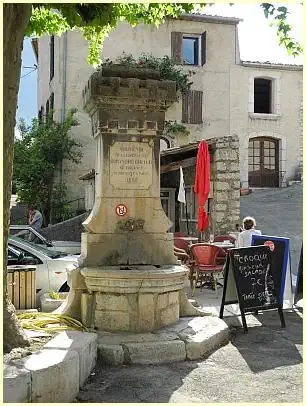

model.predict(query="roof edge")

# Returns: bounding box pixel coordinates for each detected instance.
[172,13,242,25]
[241,60,303,71]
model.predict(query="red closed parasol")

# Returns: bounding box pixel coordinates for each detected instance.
[194,140,210,232]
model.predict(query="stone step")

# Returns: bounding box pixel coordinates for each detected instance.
[97,316,229,366]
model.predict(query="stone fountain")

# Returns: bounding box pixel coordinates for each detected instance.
[58,66,229,364]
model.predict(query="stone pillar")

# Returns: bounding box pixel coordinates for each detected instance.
[81,67,178,266]
[65,65,201,332]
[213,135,240,234]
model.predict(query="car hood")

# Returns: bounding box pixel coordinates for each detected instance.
[52,254,79,263]
[52,241,81,247]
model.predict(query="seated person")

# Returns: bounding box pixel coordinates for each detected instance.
[237,216,261,248]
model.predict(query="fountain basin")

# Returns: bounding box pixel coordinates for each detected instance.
[80,265,186,332]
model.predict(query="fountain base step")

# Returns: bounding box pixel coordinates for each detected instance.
[96,316,229,365]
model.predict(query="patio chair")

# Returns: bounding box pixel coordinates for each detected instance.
[189,243,224,296]
[174,245,189,263]
[174,237,189,252]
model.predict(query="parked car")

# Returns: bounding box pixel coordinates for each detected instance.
[8,236,78,303]
[9,225,81,254]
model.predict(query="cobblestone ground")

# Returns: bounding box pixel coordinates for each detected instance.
[240,183,303,281]
[75,185,303,403]
[76,310,303,403]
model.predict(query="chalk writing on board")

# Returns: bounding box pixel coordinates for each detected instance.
[231,247,278,310]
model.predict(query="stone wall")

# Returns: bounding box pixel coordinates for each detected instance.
[212,135,240,234]
[40,212,89,242]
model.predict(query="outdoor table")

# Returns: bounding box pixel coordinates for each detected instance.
[175,237,199,245]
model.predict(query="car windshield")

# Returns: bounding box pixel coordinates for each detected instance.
[9,236,67,259]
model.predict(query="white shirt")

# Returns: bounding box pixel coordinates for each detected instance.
[237,229,262,248]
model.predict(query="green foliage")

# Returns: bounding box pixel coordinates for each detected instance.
[164,120,190,139]
[261,3,303,57]
[102,53,193,94]
[25,3,302,67]
[26,3,199,66]
[13,109,82,224]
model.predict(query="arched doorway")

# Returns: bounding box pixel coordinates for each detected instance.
[248,137,279,187]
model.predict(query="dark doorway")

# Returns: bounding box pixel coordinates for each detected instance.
[248,137,279,187]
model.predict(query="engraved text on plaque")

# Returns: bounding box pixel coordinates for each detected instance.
[109,142,153,189]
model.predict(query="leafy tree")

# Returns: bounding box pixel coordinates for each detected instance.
[261,3,303,57]
[3,3,303,353]
[14,110,82,226]
[3,2,199,354]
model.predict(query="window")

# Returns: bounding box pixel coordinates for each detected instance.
[38,107,43,122]
[254,78,272,114]
[180,186,210,221]
[182,36,200,65]
[46,99,50,117]
[50,35,54,81]
[49,93,54,119]
[180,186,198,221]
[182,90,203,124]
[38,106,45,122]
[50,92,54,113]
[171,32,206,66]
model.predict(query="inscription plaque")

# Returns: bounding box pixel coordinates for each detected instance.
[109,142,153,189]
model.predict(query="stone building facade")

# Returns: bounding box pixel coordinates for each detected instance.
[34,13,303,230]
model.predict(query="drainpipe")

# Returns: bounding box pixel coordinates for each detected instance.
[60,32,68,186]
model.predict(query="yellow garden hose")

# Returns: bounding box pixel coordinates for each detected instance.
[17,312,88,333]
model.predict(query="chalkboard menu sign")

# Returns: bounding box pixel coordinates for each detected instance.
[251,235,292,306]
[220,245,285,333]
[294,244,303,304]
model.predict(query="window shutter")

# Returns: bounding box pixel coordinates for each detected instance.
[182,92,189,123]
[201,31,206,65]
[193,90,203,124]
[171,32,183,64]
[46,99,50,117]
[182,90,203,124]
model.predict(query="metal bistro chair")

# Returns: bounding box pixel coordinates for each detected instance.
[190,243,225,296]
[174,237,190,252]
[213,235,235,266]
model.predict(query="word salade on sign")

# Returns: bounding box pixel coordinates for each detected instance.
[219,245,286,333]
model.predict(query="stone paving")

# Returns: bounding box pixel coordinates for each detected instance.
[75,185,303,403]
[75,309,303,403]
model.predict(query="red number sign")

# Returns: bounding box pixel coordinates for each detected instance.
[264,240,275,252]
[115,204,128,217]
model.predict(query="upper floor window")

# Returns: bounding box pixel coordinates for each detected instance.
[49,35,54,81]
[183,35,200,65]
[254,78,272,114]
[171,32,206,66]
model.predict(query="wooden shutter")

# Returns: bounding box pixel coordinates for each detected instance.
[182,90,203,124]
[201,32,206,65]
[171,32,183,64]
[182,92,189,123]
[49,35,54,81]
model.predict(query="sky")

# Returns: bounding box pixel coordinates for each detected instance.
[16,3,304,127]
